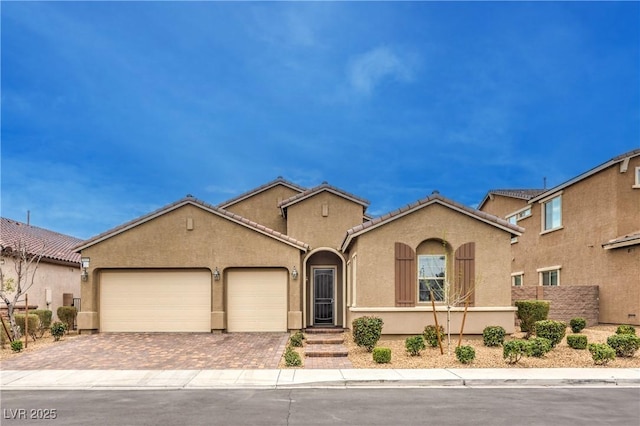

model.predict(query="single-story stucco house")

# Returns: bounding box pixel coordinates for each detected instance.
[75,178,522,335]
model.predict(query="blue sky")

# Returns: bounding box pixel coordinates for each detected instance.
[2,1,639,240]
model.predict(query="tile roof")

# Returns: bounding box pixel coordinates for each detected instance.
[602,231,640,250]
[1,217,82,265]
[278,182,370,214]
[217,176,307,209]
[341,192,523,252]
[477,189,545,210]
[74,196,311,252]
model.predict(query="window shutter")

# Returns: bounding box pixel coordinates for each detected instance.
[395,242,416,307]
[455,242,475,306]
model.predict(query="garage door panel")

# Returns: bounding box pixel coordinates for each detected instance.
[227,270,287,332]
[101,270,211,332]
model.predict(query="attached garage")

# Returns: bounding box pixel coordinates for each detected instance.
[100,269,211,332]
[226,269,288,332]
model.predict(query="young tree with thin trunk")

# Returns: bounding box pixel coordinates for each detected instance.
[0,240,44,340]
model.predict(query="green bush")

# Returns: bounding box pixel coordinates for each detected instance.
[482,326,506,347]
[503,340,527,364]
[526,337,552,357]
[373,347,392,364]
[57,306,77,333]
[534,320,566,348]
[15,314,40,341]
[423,325,445,348]
[566,334,588,349]
[569,317,587,333]
[32,310,53,338]
[405,336,426,356]
[11,340,23,352]
[616,325,636,335]
[50,321,66,341]
[515,300,549,336]
[284,346,302,367]
[289,331,304,347]
[606,334,640,357]
[352,316,384,352]
[455,345,475,364]
[588,343,616,365]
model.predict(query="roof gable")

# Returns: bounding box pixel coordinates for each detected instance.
[478,189,545,210]
[279,182,369,217]
[1,217,82,265]
[74,196,310,252]
[341,192,523,252]
[217,177,306,209]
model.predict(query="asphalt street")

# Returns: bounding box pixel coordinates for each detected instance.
[2,387,639,425]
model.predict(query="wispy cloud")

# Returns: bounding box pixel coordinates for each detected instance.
[348,46,414,95]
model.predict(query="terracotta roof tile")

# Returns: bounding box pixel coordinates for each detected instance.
[217,177,307,208]
[1,217,82,265]
[486,189,546,200]
[602,231,640,249]
[75,196,310,252]
[279,182,370,209]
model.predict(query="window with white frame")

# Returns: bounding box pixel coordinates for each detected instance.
[634,167,640,188]
[511,273,523,286]
[542,195,562,231]
[418,255,446,302]
[539,268,560,286]
[517,207,532,220]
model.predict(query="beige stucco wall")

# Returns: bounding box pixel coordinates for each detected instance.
[78,203,304,332]
[511,156,640,324]
[223,184,300,234]
[480,195,529,220]
[347,203,514,311]
[1,259,80,322]
[286,192,364,249]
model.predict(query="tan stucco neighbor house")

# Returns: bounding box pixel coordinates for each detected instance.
[479,149,640,326]
[75,178,523,335]
[1,217,82,321]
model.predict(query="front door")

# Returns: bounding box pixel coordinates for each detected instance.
[313,268,334,325]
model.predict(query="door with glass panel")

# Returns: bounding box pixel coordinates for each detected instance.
[313,268,334,325]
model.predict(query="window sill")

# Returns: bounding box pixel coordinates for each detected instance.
[540,226,563,236]
[633,185,640,189]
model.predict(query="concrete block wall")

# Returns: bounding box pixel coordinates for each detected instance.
[512,285,599,327]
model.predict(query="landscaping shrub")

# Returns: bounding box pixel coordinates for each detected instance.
[588,343,615,365]
[606,333,640,357]
[526,337,552,357]
[373,347,392,364]
[423,325,445,348]
[405,336,426,356]
[503,340,527,364]
[455,345,475,364]
[534,320,566,348]
[566,334,588,350]
[482,326,506,347]
[615,325,636,335]
[11,340,23,352]
[284,346,302,367]
[352,316,384,352]
[14,314,40,341]
[515,300,549,336]
[289,331,304,347]
[569,317,586,334]
[32,310,53,338]
[50,321,66,341]
[57,306,77,333]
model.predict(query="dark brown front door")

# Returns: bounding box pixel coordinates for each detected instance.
[313,268,334,325]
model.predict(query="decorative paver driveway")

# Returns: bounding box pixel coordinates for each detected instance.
[0,333,289,370]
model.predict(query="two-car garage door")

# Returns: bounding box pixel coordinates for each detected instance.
[100,270,211,332]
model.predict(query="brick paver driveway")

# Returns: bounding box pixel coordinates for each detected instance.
[1,333,289,370]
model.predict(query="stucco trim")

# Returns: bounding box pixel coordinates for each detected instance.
[602,231,640,250]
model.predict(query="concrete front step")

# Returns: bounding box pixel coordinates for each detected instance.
[304,344,349,358]
[305,335,344,345]
[304,328,345,334]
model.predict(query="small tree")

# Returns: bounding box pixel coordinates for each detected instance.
[0,240,45,341]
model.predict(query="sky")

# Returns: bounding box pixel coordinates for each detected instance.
[2,1,639,240]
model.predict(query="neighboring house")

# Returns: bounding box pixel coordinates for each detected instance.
[1,217,82,320]
[479,149,640,325]
[75,177,522,335]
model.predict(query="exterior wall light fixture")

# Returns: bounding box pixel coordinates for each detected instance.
[213,267,221,281]
[291,266,298,280]
[81,257,90,281]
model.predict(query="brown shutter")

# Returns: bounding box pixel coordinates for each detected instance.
[455,242,475,306]
[395,242,416,307]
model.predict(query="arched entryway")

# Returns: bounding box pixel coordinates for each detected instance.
[303,248,345,329]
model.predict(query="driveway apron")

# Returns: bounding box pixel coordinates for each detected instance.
[0,333,289,370]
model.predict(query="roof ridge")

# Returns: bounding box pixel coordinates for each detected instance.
[217,177,307,208]
[279,182,370,208]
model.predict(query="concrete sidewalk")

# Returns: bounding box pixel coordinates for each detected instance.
[2,368,639,390]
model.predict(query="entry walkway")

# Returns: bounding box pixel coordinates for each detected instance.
[2,368,638,390]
